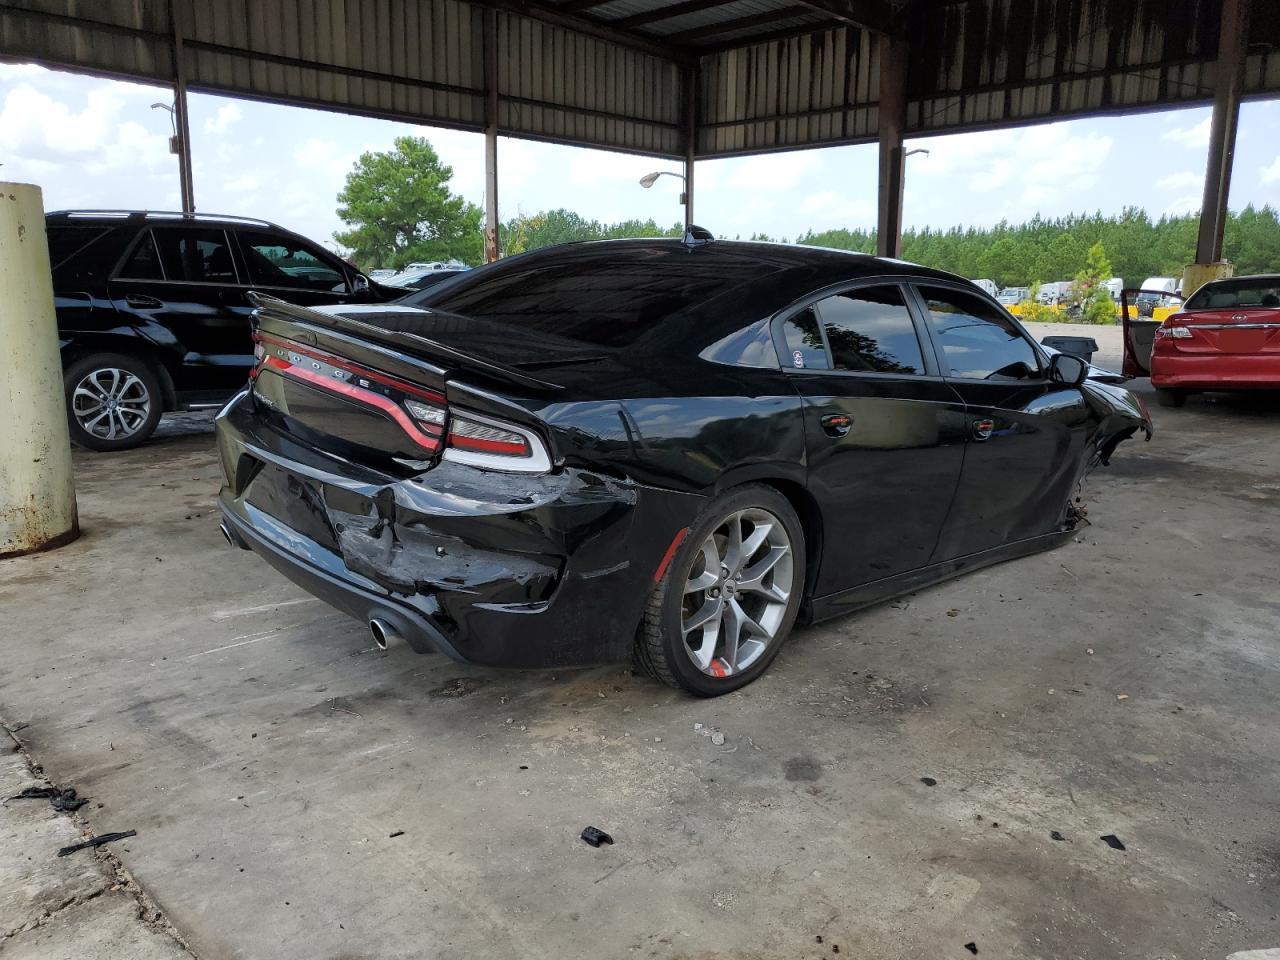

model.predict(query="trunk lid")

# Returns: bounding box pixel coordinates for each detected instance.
[247,295,559,475]
[1167,307,1280,355]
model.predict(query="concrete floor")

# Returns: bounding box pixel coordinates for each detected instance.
[2,362,1278,959]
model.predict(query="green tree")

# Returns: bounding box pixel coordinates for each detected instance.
[1070,241,1118,324]
[335,136,483,270]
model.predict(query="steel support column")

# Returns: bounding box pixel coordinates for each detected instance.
[683,64,697,233]
[483,8,500,262]
[1195,0,1250,265]
[876,34,907,259]
[170,3,195,214]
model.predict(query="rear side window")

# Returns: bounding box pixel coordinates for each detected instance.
[45,226,109,269]
[238,230,347,292]
[918,286,1039,381]
[120,228,238,283]
[120,231,164,280]
[815,285,924,374]
[780,308,830,370]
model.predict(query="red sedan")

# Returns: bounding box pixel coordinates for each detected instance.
[1150,275,1280,407]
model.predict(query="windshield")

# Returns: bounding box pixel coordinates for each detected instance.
[1184,277,1280,311]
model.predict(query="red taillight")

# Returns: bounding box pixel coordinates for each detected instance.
[253,333,550,474]
[448,416,531,457]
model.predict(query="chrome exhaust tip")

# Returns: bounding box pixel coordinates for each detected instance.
[369,618,399,651]
[219,522,235,547]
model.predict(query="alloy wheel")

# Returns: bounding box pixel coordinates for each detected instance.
[71,367,153,441]
[680,507,794,678]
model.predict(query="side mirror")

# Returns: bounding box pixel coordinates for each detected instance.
[1049,352,1088,386]
[351,274,371,295]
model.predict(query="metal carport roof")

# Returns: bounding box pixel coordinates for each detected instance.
[1,0,1275,258]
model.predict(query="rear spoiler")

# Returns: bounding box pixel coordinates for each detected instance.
[247,292,563,394]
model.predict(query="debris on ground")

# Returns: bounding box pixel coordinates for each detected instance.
[1100,834,1126,851]
[964,943,979,955]
[57,829,138,857]
[711,732,726,746]
[946,609,960,617]
[7,784,89,811]
[920,777,938,787]
[1116,694,1129,701]
[1050,831,1067,841]
[580,826,614,848]
[389,830,405,838]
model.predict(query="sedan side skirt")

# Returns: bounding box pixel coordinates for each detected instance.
[804,527,1076,624]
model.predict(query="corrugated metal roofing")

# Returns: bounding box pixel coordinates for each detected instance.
[0,0,1275,160]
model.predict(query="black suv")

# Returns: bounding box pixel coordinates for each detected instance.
[47,210,400,450]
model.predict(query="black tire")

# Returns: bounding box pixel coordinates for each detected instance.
[1153,387,1187,408]
[63,353,164,451]
[636,484,806,696]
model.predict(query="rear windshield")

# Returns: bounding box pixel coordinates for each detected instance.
[401,245,779,349]
[1184,278,1280,311]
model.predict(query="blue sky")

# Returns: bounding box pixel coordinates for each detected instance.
[2,61,1278,257]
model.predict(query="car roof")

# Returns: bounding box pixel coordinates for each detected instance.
[504,237,961,283]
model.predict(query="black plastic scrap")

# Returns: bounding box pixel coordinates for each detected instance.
[8,785,88,812]
[1100,834,1126,851]
[580,826,614,848]
[57,830,137,857]
[964,943,979,955]
[1050,830,1067,842]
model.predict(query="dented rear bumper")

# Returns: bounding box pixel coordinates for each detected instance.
[216,391,703,668]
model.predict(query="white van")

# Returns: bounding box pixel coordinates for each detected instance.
[971,279,999,298]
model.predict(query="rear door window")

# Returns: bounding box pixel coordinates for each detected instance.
[120,228,238,284]
[780,307,831,370]
[46,226,109,269]
[814,285,925,374]
[238,230,348,292]
[917,286,1040,381]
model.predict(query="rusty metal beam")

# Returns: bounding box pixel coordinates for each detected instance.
[1196,0,1251,264]
[612,0,743,30]
[483,7,500,263]
[478,0,695,62]
[876,33,907,258]
[789,0,894,35]
[664,9,821,44]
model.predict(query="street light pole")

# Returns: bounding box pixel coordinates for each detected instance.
[638,170,689,234]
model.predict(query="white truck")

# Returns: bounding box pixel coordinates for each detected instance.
[971,278,999,298]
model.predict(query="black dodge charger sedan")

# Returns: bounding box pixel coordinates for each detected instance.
[216,238,1151,695]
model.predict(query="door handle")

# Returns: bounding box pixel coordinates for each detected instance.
[820,413,853,438]
[125,294,163,309]
[972,418,995,441]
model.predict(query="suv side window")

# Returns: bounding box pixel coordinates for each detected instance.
[814,285,924,374]
[917,285,1040,381]
[780,307,831,370]
[121,228,238,283]
[238,230,348,292]
[118,230,165,280]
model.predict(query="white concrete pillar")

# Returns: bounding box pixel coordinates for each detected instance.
[0,182,78,558]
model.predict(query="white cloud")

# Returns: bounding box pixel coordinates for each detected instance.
[204,103,242,134]
[904,125,1111,216]
[723,151,823,192]
[1157,171,1203,190]
[1262,156,1280,185]
[1163,194,1201,216]
[1161,116,1211,149]
[223,173,261,193]
[798,190,874,227]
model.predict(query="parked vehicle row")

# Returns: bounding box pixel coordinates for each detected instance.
[215,237,1152,695]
